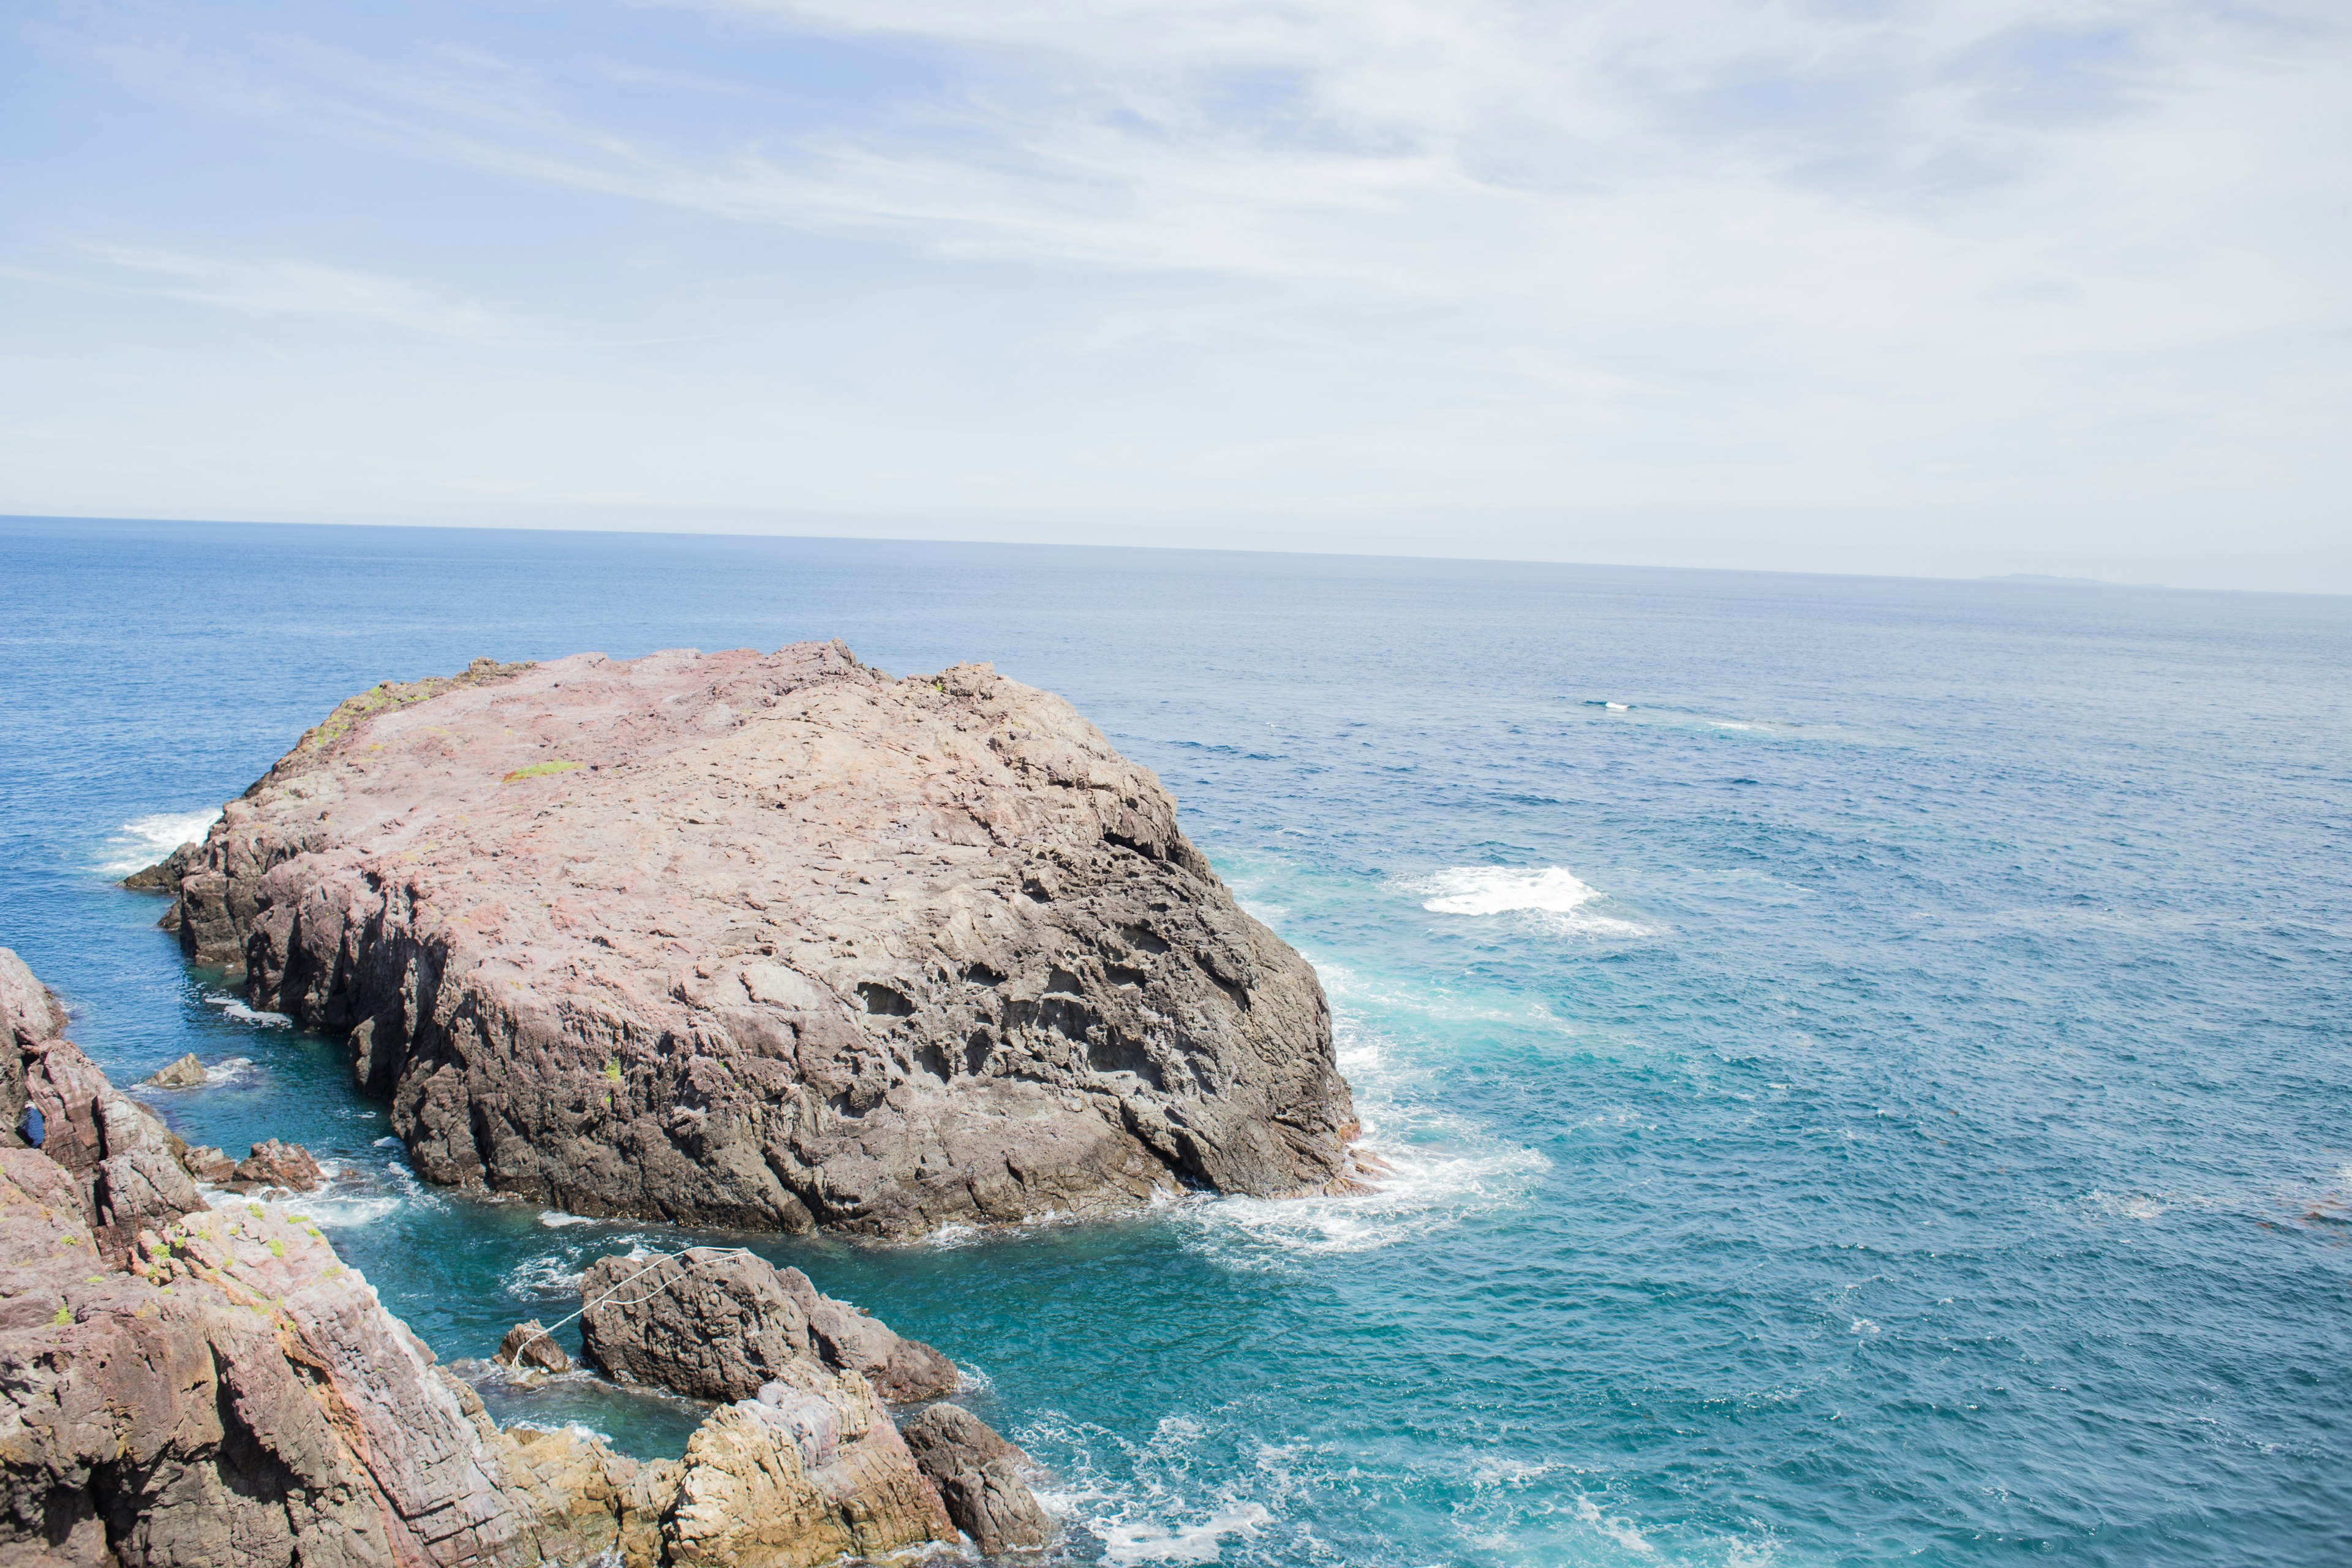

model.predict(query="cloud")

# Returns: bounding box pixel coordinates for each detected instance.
[15,243,513,341]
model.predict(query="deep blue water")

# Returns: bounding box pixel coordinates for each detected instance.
[3,516,2349,1567]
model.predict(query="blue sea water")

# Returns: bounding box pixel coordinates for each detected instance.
[2,515,2349,1567]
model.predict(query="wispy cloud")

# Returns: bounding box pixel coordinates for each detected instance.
[13,242,513,341]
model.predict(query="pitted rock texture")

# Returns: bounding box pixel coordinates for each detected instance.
[155,643,1362,1237]
[580,1247,957,1403]
[902,1401,1054,1554]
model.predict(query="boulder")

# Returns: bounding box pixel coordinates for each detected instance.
[0,943,982,1568]
[234,1137,323,1191]
[145,1051,209,1087]
[901,1402,1054,1553]
[579,1247,956,1403]
[662,1372,951,1567]
[497,1319,573,1374]
[142,645,1366,1238]
[181,1142,236,1182]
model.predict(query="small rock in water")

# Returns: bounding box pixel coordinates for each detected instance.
[579,1246,958,1403]
[143,1053,208,1088]
[497,1320,572,1374]
[233,1139,322,1193]
[902,1401,1054,1554]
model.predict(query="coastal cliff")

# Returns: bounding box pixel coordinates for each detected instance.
[1,946,1039,1566]
[149,643,1362,1237]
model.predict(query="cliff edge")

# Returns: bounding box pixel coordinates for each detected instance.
[150,644,1362,1237]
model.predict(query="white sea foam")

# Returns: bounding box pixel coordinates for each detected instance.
[538,1210,595,1228]
[201,992,292,1028]
[505,1255,588,1300]
[1100,1504,1272,1565]
[1573,1496,1657,1555]
[1172,1008,1547,1268]
[1410,867,1653,937]
[95,809,221,876]
[205,1055,257,1085]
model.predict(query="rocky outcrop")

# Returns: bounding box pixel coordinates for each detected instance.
[5,948,205,1254]
[231,1137,323,1192]
[902,1401,1054,1553]
[496,1320,573,1374]
[579,1246,957,1403]
[143,643,1364,1237]
[143,1052,208,1087]
[0,946,959,1568]
[662,1373,951,1567]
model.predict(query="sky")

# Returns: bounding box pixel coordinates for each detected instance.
[3,1,2348,590]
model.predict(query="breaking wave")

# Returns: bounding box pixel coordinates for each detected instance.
[95,810,219,876]
[1408,867,1653,937]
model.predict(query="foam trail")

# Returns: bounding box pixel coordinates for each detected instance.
[96,810,220,876]
[1412,867,1652,936]
[1101,1505,1273,1565]
[202,992,292,1027]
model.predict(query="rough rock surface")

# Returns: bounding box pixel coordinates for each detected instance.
[5,948,205,1253]
[663,1371,951,1568]
[232,1137,323,1192]
[902,1401,1054,1553]
[580,1246,957,1403]
[149,643,1363,1237]
[0,946,952,1568]
[497,1320,573,1374]
[143,1052,208,1088]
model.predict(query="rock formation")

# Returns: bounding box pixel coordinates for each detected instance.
[902,1401,1055,1554]
[231,1136,324,1192]
[2,945,965,1567]
[143,1052,207,1087]
[141,643,1364,1237]
[496,1319,573,1374]
[579,1246,957,1403]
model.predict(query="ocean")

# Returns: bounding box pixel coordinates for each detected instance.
[2,516,2348,1566]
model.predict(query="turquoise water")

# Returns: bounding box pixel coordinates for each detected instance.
[3,516,2350,1566]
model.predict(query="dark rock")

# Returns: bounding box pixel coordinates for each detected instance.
[156,646,1366,1238]
[123,837,202,892]
[579,1246,957,1404]
[234,1137,323,1192]
[145,1051,209,1087]
[497,1319,573,1373]
[902,1402,1054,1554]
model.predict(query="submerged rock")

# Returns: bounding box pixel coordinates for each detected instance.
[579,1246,957,1403]
[144,1050,208,1087]
[141,643,1364,1237]
[902,1401,1055,1553]
[498,1319,574,1374]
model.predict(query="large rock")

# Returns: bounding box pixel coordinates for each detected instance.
[580,1246,957,1403]
[902,1401,1055,1553]
[232,1137,324,1192]
[661,1373,951,1567]
[0,944,951,1568]
[143,1052,208,1087]
[146,644,1364,1237]
[4,948,204,1250]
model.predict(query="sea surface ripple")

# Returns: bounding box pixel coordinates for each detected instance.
[2,519,2348,1565]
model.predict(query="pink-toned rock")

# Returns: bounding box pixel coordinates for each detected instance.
[232,1136,323,1192]
[153,644,1363,1238]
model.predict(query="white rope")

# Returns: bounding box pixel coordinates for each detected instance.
[504,1244,761,1361]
